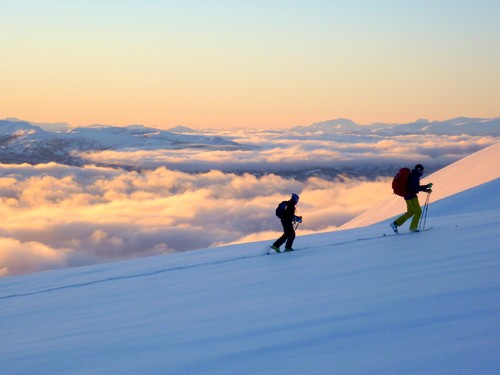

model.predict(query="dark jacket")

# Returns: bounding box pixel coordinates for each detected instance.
[405,168,427,200]
[281,200,297,222]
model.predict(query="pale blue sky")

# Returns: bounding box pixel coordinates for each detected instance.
[1,0,499,127]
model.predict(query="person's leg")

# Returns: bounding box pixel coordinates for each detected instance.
[394,199,415,227]
[408,197,422,231]
[283,222,296,249]
[273,221,293,248]
[285,231,296,249]
[273,234,287,249]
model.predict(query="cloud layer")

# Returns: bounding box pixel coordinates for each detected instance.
[0,162,391,276]
[79,131,497,174]
[1,131,498,277]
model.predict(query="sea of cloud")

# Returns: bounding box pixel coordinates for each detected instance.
[0,163,390,276]
[79,131,495,173]
[1,131,497,276]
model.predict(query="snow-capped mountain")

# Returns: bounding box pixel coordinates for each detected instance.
[290,118,360,133]
[0,121,78,165]
[292,116,500,135]
[167,125,197,133]
[0,120,241,165]
[1,152,499,374]
[4,117,71,132]
[61,124,239,150]
[393,117,500,135]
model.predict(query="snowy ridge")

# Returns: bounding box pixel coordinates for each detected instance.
[341,141,500,229]
[291,116,500,135]
[1,175,499,373]
[0,120,241,165]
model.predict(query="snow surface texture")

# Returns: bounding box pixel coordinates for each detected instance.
[1,167,499,372]
[342,141,500,229]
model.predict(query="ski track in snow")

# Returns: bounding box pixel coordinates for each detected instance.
[0,244,362,300]
[0,254,264,300]
[0,224,469,307]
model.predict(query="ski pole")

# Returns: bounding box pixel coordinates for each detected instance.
[419,192,431,231]
[418,193,428,231]
[418,193,426,231]
[422,192,430,230]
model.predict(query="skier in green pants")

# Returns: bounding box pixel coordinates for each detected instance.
[390,164,433,233]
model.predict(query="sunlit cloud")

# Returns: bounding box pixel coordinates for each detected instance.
[1,132,498,277]
[0,237,69,277]
[78,132,497,172]
[0,162,392,276]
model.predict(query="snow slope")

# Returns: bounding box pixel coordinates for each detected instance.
[1,179,499,374]
[342,141,500,229]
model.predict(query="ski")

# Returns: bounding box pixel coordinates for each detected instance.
[357,227,433,241]
[266,249,294,255]
[266,247,301,255]
[266,226,435,255]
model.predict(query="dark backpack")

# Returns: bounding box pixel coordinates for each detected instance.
[392,167,411,196]
[275,201,288,219]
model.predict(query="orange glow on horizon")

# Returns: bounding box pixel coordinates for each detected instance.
[1,1,498,129]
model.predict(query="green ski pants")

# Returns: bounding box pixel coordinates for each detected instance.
[394,197,422,231]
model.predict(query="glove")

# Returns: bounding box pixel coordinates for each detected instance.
[427,183,433,188]
[425,188,432,193]
[294,216,303,223]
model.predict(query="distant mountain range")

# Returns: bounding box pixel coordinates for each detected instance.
[3,117,72,132]
[291,117,500,136]
[0,119,240,166]
[1,116,498,170]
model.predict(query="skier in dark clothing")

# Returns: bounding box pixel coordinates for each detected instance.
[271,193,302,253]
[390,164,433,233]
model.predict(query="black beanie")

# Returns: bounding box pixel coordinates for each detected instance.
[415,164,424,171]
